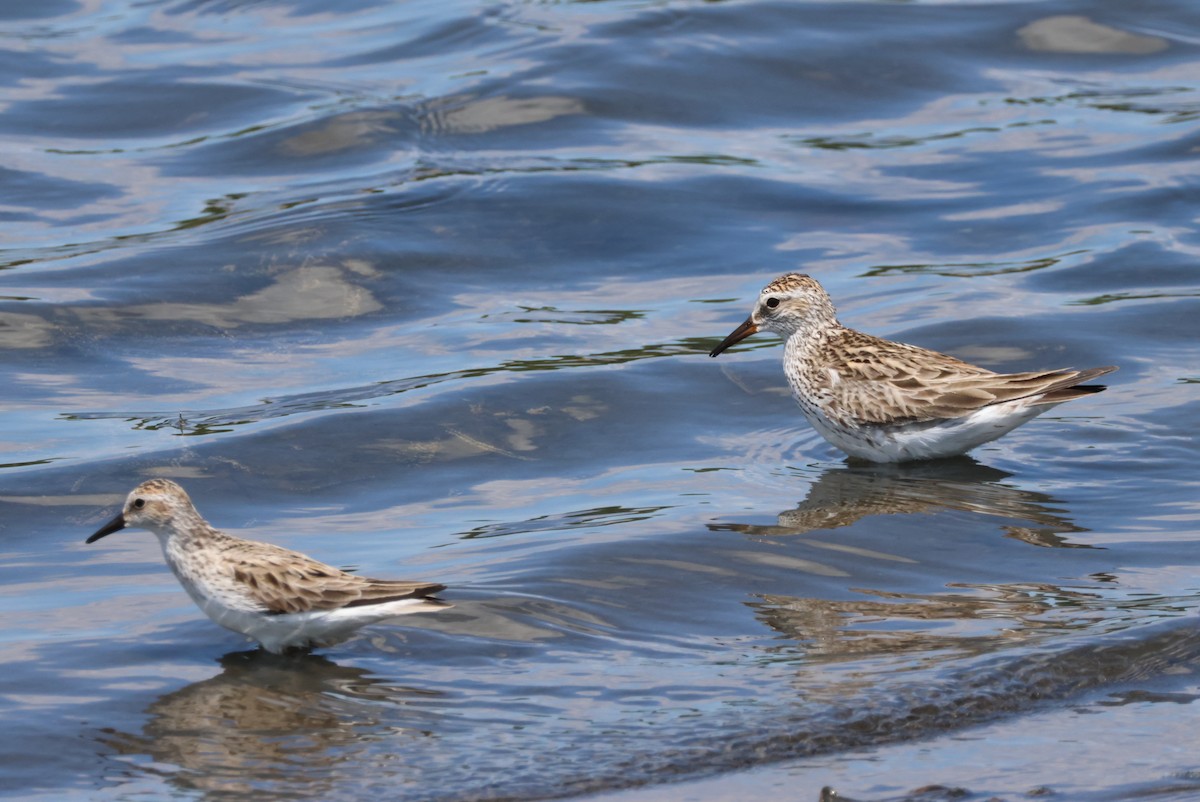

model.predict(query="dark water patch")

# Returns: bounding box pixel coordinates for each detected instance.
[1035,238,1200,291]
[167,0,399,18]
[459,504,673,541]
[0,78,311,140]
[0,166,121,212]
[0,458,60,470]
[0,0,80,22]
[862,250,1089,279]
[58,334,716,438]
[328,5,514,67]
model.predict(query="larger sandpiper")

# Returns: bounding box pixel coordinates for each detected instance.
[86,479,448,653]
[709,273,1115,462]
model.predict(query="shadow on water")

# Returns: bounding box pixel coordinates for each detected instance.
[713,457,1096,548]
[95,649,446,798]
[721,616,1200,765]
[695,459,1125,670]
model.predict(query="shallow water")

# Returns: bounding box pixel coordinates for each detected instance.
[1,1,1199,800]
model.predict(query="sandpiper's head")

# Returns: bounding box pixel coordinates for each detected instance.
[86,478,197,543]
[709,273,836,357]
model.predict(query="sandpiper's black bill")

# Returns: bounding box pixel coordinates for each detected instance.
[709,318,759,357]
[86,512,126,544]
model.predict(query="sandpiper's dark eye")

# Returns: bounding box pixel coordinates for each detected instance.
[133,498,146,509]
[765,297,780,309]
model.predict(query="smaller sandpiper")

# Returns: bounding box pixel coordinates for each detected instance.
[709,273,1116,463]
[86,479,448,653]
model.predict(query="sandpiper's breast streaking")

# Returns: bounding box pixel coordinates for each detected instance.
[709,273,1116,463]
[86,479,448,653]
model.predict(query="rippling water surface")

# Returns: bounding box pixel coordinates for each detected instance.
[2,1,1199,800]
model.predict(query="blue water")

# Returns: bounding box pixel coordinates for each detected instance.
[1,1,1199,800]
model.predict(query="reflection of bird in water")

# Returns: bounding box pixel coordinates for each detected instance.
[708,460,1105,673]
[752,581,1104,672]
[86,479,449,653]
[96,650,443,797]
[710,272,1114,462]
[711,457,1093,549]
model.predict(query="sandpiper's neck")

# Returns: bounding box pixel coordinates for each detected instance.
[156,516,227,593]
[780,313,842,355]
[156,510,222,550]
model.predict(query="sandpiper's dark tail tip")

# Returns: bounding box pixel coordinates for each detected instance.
[1042,366,1118,403]
[1076,364,1119,392]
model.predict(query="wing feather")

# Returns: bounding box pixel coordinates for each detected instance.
[816,330,1115,425]
[223,539,445,615]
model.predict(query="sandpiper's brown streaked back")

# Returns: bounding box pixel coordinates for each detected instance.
[709,273,1115,462]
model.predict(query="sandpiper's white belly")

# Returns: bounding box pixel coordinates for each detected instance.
[798,398,1050,462]
[183,581,434,652]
